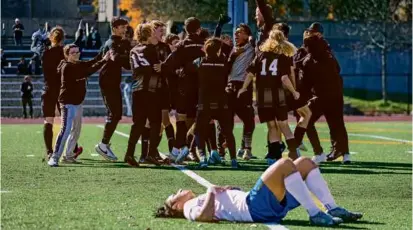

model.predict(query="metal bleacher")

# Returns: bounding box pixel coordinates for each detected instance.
[1,37,132,117]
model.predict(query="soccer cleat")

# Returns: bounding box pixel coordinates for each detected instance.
[145,156,161,166]
[231,159,240,169]
[175,146,189,164]
[208,150,222,165]
[309,211,343,226]
[124,155,139,167]
[327,207,363,222]
[237,148,244,158]
[342,153,351,164]
[73,146,83,159]
[42,151,53,162]
[242,149,252,160]
[312,153,327,165]
[299,142,308,151]
[326,151,345,161]
[47,155,59,167]
[61,156,81,164]
[188,152,200,163]
[95,143,118,161]
[198,156,208,169]
[266,158,277,166]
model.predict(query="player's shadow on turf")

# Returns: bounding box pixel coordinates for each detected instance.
[281,219,383,229]
[321,161,412,171]
[319,167,411,175]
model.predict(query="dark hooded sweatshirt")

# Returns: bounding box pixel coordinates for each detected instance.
[98,35,131,90]
[57,55,107,105]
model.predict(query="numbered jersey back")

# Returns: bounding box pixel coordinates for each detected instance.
[130,44,162,92]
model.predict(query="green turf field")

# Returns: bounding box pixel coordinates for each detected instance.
[1,122,412,229]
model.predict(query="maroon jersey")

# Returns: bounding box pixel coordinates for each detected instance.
[247,51,291,108]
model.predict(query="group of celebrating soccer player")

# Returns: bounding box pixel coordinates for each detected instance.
[39,0,364,226]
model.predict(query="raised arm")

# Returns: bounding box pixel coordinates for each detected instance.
[256,0,273,27]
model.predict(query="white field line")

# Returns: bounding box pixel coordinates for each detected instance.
[97,126,288,230]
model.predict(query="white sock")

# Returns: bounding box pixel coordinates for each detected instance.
[305,168,338,211]
[284,171,320,216]
[99,142,107,151]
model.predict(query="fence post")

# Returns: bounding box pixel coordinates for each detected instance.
[407,74,411,115]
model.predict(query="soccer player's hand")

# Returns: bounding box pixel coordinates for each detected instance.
[103,50,112,61]
[154,63,162,72]
[237,88,247,98]
[293,91,300,100]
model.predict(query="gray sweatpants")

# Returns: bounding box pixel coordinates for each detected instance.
[53,104,83,159]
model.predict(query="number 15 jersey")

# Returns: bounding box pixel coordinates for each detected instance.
[247,52,291,108]
[130,43,163,93]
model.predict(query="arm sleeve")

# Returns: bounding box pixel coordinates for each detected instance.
[162,44,184,75]
[183,199,202,221]
[246,55,258,74]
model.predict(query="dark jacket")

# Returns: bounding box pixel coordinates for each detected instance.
[161,34,204,94]
[302,37,343,100]
[21,81,33,98]
[98,35,131,90]
[57,55,106,105]
[255,0,274,49]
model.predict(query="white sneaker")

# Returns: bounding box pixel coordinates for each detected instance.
[95,143,118,161]
[47,155,59,167]
[342,154,351,164]
[312,153,327,165]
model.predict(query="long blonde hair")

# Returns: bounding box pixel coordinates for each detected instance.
[260,29,296,57]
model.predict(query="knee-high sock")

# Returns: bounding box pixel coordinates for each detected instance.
[164,124,175,152]
[43,123,53,153]
[140,127,150,159]
[175,121,187,148]
[284,172,320,216]
[305,168,337,211]
[102,121,119,144]
[207,123,217,150]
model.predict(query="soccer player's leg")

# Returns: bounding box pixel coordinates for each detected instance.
[146,100,162,166]
[96,90,123,161]
[294,157,363,222]
[194,110,210,168]
[261,108,284,164]
[236,106,256,160]
[41,91,57,161]
[215,109,237,168]
[246,157,342,226]
[275,106,299,160]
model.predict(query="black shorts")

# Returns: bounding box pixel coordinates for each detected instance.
[41,90,60,117]
[258,106,288,123]
[175,89,197,118]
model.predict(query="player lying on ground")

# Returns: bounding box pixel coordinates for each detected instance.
[155,157,362,226]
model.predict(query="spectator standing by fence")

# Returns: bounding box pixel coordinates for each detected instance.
[31,23,48,75]
[86,26,102,49]
[13,18,24,46]
[21,75,33,118]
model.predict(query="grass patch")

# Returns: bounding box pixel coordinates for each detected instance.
[1,122,412,229]
[344,96,411,114]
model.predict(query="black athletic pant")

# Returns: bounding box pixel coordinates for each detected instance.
[22,97,33,118]
[126,91,162,158]
[218,81,255,152]
[293,111,323,154]
[308,96,349,153]
[195,108,237,160]
[101,88,123,144]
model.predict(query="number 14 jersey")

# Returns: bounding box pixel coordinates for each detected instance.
[247,52,292,108]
